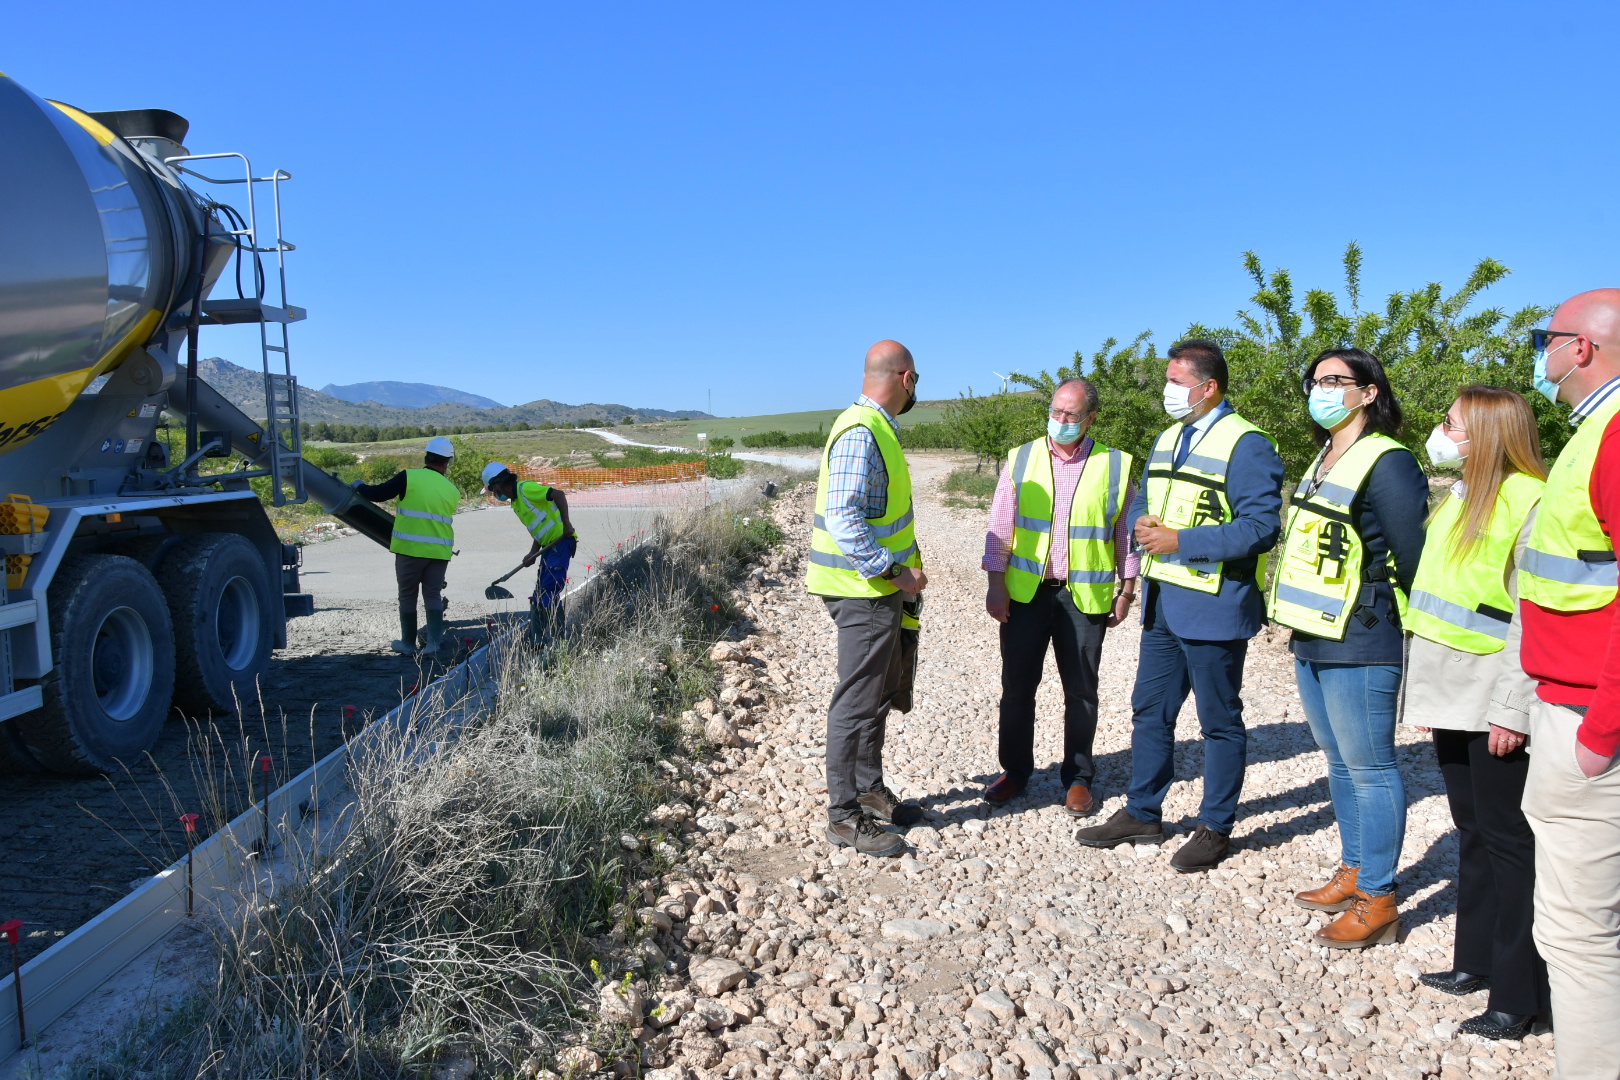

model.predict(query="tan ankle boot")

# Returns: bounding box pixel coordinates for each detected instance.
[1315,890,1399,949]
[1295,864,1359,912]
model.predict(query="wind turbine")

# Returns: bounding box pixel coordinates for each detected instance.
[991,371,1010,393]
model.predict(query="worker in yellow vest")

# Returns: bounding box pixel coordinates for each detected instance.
[1515,290,1620,1077]
[1396,386,1550,1040]
[1075,339,1283,873]
[981,377,1137,817]
[480,462,577,644]
[803,340,926,858]
[1268,348,1428,950]
[353,435,461,656]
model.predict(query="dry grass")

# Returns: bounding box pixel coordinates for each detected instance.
[71,499,782,1080]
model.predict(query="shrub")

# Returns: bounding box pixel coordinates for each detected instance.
[447,435,493,496]
[83,501,780,1078]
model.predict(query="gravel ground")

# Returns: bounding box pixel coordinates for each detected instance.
[625,454,1554,1080]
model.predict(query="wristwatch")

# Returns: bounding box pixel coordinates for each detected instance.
[881,562,905,580]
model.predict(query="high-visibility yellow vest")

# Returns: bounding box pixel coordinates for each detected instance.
[389,468,459,560]
[513,480,565,547]
[1407,472,1543,654]
[804,403,920,598]
[1141,411,1275,594]
[1002,437,1132,614]
[1267,433,1410,640]
[1520,392,1620,613]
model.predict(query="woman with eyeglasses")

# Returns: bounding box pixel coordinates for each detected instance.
[1269,348,1429,949]
[1397,386,1550,1039]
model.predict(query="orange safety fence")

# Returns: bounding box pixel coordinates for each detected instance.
[513,461,707,489]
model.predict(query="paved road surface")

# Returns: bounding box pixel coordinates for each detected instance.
[300,502,663,614]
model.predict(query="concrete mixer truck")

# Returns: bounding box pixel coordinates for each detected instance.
[0,72,396,775]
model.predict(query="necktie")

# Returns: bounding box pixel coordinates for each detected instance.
[1174,424,1196,469]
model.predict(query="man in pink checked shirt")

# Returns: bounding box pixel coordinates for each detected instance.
[981,377,1139,816]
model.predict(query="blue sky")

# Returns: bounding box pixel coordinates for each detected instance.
[8,3,1613,417]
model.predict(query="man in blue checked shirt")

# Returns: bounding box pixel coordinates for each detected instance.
[803,340,929,857]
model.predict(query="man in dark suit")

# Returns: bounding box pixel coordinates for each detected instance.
[1074,339,1284,872]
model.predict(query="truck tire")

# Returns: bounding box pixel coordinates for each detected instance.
[158,533,274,716]
[16,555,176,774]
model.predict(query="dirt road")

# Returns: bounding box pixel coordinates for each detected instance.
[642,453,1555,1080]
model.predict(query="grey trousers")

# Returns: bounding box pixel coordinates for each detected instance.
[395,554,448,614]
[823,592,905,824]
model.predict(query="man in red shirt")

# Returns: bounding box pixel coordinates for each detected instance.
[1517,288,1620,1079]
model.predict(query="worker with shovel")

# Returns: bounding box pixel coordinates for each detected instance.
[481,462,577,644]
[352,435,461,657]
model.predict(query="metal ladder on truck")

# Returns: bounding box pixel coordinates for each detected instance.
[165,152,307,505]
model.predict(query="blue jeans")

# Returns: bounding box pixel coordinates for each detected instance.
[1294,660,1405,896]
[533,535,576,609]
[1125,615,1249,833]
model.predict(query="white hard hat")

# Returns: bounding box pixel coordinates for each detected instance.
[425,435,455,458]
[481,461,510,490]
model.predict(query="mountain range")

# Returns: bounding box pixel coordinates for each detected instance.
[319,380,505,410]
[199,358,710,426]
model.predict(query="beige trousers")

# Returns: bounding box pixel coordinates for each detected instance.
[1523,700,1620,1080]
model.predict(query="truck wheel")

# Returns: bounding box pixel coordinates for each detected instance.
[16,555,176,774]
[158,533,274,716]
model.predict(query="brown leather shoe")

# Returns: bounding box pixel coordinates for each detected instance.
[1316,890,1399,949]
[1064,784,1098,817]
[1295,864,1359,912]
[983,774,1025,804]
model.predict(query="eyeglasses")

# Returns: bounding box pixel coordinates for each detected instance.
[1049,408,1087,423]
[902,370,920,387]
[1302,374,1364,392]
[1441,417,1467,435]
[1530,329,1582,352]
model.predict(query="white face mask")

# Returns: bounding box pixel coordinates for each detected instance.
[1425,424,1467,467]
[1163,381,1197,420]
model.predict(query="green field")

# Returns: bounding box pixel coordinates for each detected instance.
[623,399,952,449]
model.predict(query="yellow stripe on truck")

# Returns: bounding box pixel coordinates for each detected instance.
[0,308,162,454]
[46,99,117,145]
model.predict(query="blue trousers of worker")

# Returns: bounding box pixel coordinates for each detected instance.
[1125,611,1249,834]
[530,535,576,644]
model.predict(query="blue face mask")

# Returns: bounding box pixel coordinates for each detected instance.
[1047,418,1084,443]
[1533,339,1577,405]
[1307,385,1362,428]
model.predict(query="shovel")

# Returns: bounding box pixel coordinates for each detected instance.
[485,564,526,600]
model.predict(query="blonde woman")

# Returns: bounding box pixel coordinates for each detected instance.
[1398,386,1550,1040]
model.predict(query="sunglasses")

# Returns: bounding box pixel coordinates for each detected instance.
[1530,329,1581,352]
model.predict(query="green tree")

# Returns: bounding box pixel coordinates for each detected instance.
[446,435,492,496]
[1006,245,1551,483]
[944,390,1043,472]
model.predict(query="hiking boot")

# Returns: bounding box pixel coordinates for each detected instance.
[983,774,1025,804]
[858,783,923,827]
[1064,784,1098,817]
[1296,864,1360,912]
[826,813,906,857]
[1316,890,1400,949]
[1074,807,1164,848]
[1170,824,1230,873]
[391,610,419,656]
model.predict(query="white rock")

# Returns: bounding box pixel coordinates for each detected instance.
[882,918,951,942]
[944,1049,992,1076]
[688,957,747,996]
[970,989,1018,1024]
[705,715,744,747]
